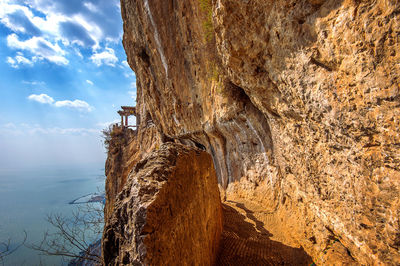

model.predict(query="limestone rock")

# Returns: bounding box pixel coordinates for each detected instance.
[102,143,222,265]
[104,124,161,221]
[103,0,400,264]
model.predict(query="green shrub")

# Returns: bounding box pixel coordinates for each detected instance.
[102,124,118,151]
[199,0,213,42]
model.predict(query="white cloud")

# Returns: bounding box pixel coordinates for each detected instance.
[6,56,16,66]
[0,1,64,36]
[124,72,134,78]
[4,122,16,129]
[0,123,99,136]
[122,60,129,68]
[6,52,33,68]
[54,99,94,112]
[74,47,83,58]
[83,2,99,13]
[16,55,33,65]
[86,79,94,85]
[28,93,55,104]
[90,47,118,67]
[27,93,94,112]
[22,80,46,86]
[7,33,68,65]
[128,90,136,101]
[130,82,136,89]
[96,120,119,129]
[0,3,35,33]
[28,0,122,42]
[35,127,99,135]
[0,0,122,45]
[0,0,123,67]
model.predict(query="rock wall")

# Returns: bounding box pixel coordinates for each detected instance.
[104,125,160,221]
[104,127,137,221]
[102,143,222,265]
[103,0,400,265]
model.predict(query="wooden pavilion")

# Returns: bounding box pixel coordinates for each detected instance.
[117,106,137,127]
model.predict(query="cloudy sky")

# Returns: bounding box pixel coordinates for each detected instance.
[0,0,137,169]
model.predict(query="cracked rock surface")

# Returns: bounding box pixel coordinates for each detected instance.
[103,0,400,264]
[102,143,222,265]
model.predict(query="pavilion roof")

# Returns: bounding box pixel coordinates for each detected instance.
[121,106,136,111]
[118,106,136,116]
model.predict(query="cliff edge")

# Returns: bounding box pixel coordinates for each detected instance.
[103,0,400,265]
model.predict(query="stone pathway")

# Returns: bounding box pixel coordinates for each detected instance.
[217,202,313,265]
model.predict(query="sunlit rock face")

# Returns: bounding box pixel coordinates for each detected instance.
[102,0,400,265]
[104,126,160,221]
[102,143,222,265]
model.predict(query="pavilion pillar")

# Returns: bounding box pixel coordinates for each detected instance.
[125,116,128,126]
[121,115,124,126]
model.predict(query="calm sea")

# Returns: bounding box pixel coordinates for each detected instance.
[0,165,105,265]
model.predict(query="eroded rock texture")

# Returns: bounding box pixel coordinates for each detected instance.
[102,143,222,265]
[104,125,160,221]
[103,0,400,265]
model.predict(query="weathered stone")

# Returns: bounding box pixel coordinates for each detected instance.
[103,0,400,265]
[102,143,222,265]
[104,125,161,221]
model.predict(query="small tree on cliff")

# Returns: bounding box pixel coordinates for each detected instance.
[101,124,113,151]
[101,123,121,152]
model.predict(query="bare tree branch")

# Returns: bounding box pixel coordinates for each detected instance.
[27,203,103,265]
[0,231,27,264]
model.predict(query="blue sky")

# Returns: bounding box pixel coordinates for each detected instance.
[0,0,137,169]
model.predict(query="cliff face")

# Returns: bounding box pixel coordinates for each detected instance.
[103,0,400,265]
[103,143,222,265]
[104,125,160,221]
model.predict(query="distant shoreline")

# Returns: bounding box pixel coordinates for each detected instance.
[69,193,105,205]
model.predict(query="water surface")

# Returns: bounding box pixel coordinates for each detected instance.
[0,165,105,265]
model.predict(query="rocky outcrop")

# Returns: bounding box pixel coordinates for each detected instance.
[104,125,160,221]
[102,143,222,265]
[102,0,400,265]
[104,127,137,221]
